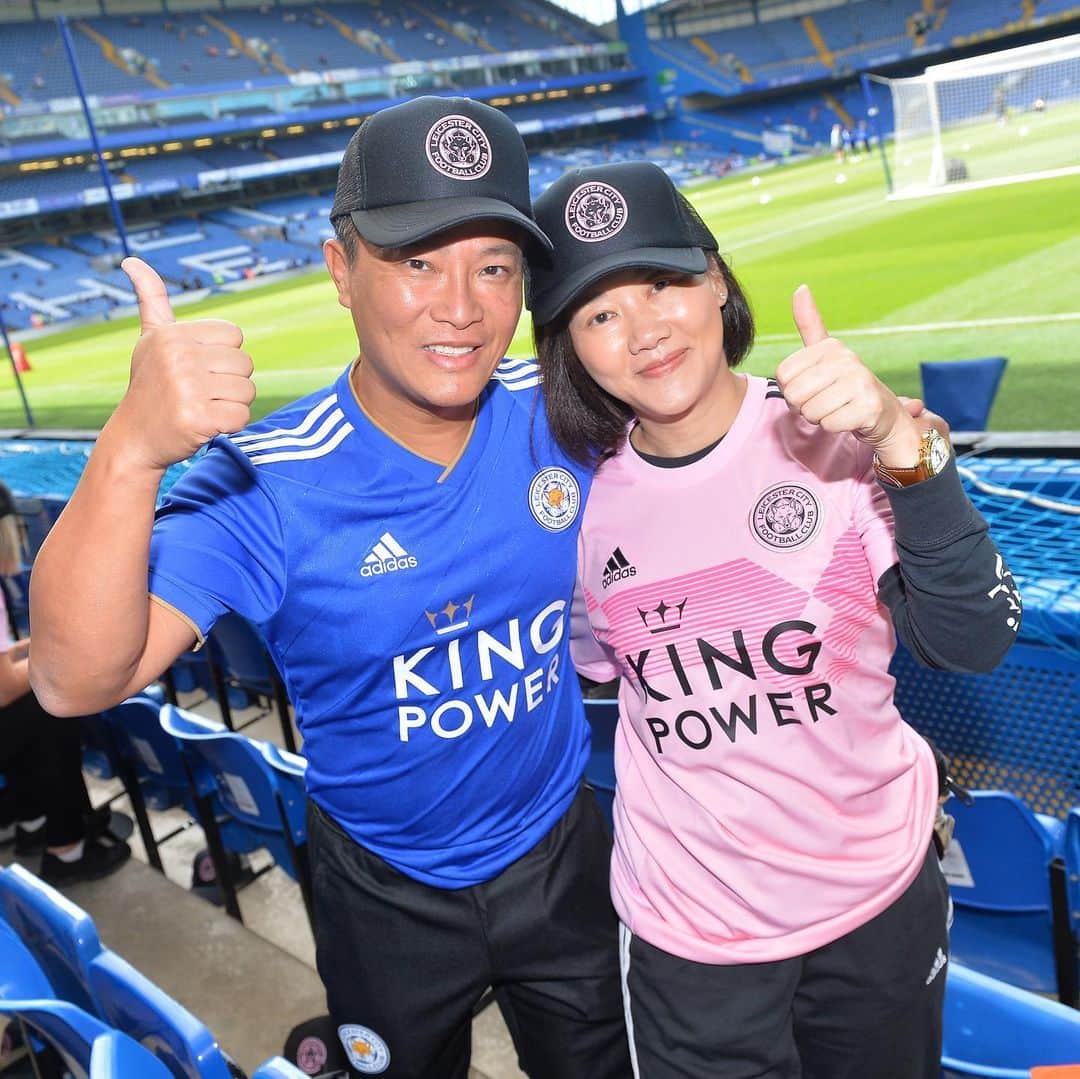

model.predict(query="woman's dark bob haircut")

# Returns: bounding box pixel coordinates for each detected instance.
[534,248,754,468]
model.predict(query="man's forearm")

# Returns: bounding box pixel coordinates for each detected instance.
[29,420,166,714]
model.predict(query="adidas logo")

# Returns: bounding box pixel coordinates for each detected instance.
[602,547,636,589]
[360,532,418,578]
[925,946,947,986]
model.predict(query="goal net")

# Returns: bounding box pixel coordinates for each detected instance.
[876,33,1080,199]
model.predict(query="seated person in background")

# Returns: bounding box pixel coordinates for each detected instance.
[0,481,131,885]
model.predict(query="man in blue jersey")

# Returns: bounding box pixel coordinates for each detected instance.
[29,97,630,1079]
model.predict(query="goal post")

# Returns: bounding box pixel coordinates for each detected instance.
[872,32,1080,199]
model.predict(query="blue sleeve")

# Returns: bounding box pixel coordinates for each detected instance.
[148,439,287,638]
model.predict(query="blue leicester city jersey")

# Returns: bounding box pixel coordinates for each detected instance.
[148,360,592,888]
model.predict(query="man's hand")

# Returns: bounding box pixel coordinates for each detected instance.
[775,285,923,468]
[111,257,256,472]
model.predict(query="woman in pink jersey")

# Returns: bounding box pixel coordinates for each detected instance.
[528,162,1019,1079]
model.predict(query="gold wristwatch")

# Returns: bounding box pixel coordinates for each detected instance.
[874,428,951,488]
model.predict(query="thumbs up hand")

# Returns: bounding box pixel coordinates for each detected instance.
[114,258,255,472]
[775,285,922,468]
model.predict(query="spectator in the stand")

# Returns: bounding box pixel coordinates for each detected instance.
[0,482,132,886]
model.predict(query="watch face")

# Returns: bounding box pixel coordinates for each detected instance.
[926,431,951,475]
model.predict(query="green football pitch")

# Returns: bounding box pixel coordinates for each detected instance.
[2,150,1078,431]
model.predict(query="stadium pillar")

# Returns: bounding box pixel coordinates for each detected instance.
[56,15,132,259]
[0,311,35,428]
[615,0,672,123]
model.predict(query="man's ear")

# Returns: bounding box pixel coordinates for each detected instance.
[324,238,352,309]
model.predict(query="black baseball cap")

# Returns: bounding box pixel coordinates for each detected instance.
[528,161,718,326]
[330,95,551,254]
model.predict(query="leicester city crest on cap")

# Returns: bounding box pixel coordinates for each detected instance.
[426,114,492,180]
[338,1024,390,1074]
[565,181,628,243]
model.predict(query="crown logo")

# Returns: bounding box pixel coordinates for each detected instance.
[425,595,475,636]
[637,598,687,634]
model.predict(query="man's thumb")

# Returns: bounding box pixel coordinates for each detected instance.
[792,284,827,347]
[122,256,175,333]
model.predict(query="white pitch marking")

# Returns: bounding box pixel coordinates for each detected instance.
[756,311,1080,343]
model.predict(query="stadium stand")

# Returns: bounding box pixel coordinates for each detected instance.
[0,863,312,1077]
[0,997,177,1078]
[4,1,1080,1070]
[160,705,314,933]
[943,791,1076,1004]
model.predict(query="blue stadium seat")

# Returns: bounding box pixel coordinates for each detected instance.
[920,356,1008,431]
[86,948,236,1079]
[0,918,55,1000]
[206,612,298,753]
[89,1025,178,1079]
[1067,808,1080,938]
[109,698,257,918]
[946,791,1076,1004]
[942,962,1080,1077]
[161,705,313,932]
[0,864,102,1014]
[0,998,173,1079]
[583,699,618,831]
[250,1056,311,1078]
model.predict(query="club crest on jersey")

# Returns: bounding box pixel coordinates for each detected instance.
[750,483,822,550]
[426,115,492,180]
[529,467,580,532]
[338,1024,390,1075]
[565,181,628,243]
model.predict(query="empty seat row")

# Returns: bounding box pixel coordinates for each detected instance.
[0,863,308,1077]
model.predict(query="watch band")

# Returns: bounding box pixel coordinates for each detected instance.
[874,459,931,488]
[874,428,950,488]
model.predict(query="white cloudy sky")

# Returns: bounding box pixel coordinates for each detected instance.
[550,0,665,26]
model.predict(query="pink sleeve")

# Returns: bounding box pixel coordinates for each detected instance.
[570,573,620,683]
[851,442,899,586]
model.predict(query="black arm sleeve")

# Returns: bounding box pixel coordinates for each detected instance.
[876,456,1021,673]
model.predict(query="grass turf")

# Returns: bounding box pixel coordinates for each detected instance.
[2,150,1077,431]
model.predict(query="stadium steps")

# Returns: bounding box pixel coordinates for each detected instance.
[691,35,722,65]
[74,21,164,91]
[496,0,582,47]
[801,15,835,68]
[313,5,395,60]
[202,12,293,75]
[405,1,497,52]
[823,91,854,129]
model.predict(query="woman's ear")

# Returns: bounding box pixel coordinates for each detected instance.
[706,260,728,307]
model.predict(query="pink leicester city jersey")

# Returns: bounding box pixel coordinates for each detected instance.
[572,373,939,964]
